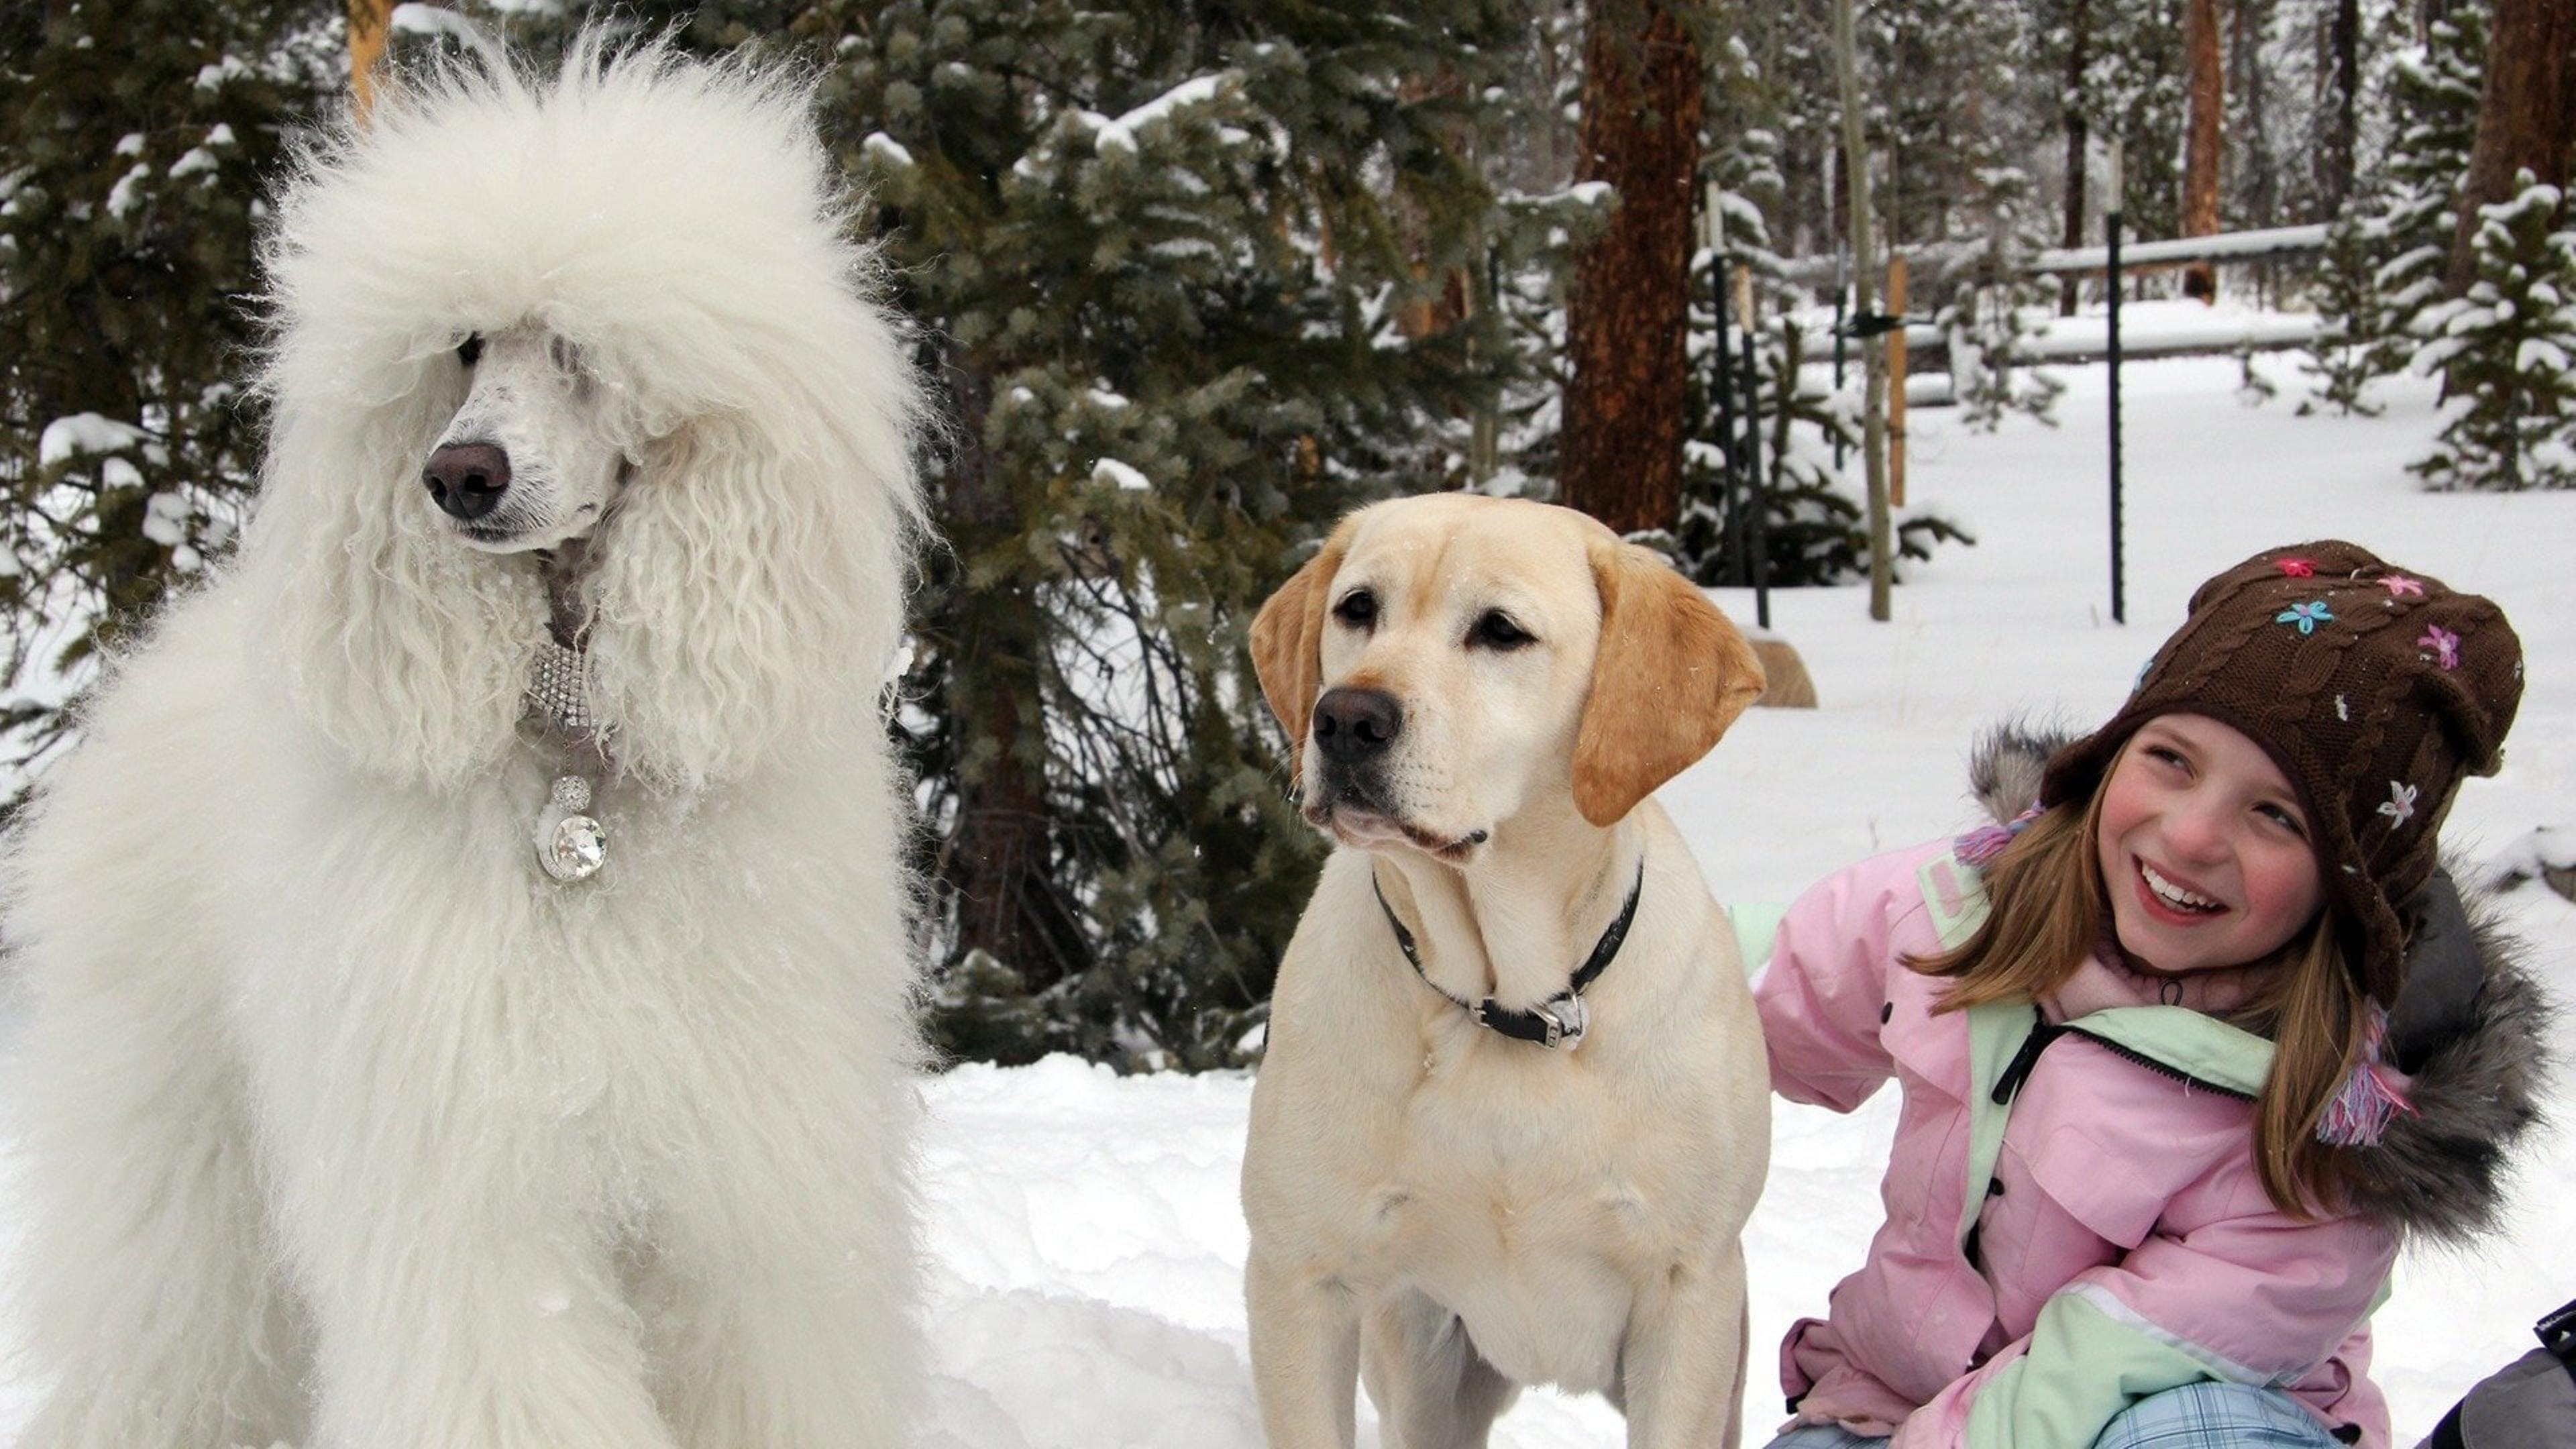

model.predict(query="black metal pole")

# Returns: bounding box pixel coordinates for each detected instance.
[1738,277,1768,629]
[2108,204,2125,626]
[1750,318,1773,631]
[1831,272,1849,471]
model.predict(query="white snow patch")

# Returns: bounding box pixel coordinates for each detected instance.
[863,131,914,169]
[38,414,146,466]
[194,56,248,91]
[1091,458,1151,492]
[1086,73,1231,157]
[390,3,492,39]
[140,491,188,547]
[104,164,152,219]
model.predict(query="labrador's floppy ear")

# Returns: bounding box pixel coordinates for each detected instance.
[1249,519,1358,755]
[1572,539,1765,826]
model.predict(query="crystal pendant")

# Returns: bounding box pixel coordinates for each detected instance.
[535,773,607,883]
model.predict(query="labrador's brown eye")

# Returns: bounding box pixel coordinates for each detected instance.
[1471,610,1532,650]
[1333,588,1377,629]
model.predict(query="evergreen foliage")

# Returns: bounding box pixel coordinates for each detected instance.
[1942,163,2065,432]
[0,0,341,808]
[2301,207,2390,415]
[2412,175,2576,491]
[2304,7,2485,412]
[1676,313,1970,588]
[2071,0,2186,244]
[825,0,1559,1069]
[2367,8,2487,368]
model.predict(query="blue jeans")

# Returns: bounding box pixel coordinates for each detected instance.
[1760,1381,2343,1448]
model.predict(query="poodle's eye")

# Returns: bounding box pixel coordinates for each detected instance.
[1470,610,1532,650]
[1332,588,1377,629]
[456,334,484,367]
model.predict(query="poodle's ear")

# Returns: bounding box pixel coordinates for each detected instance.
[247,398,540,784]
[1249,518,1358,757]
[582,394,918,790]
[1570,539,1764,827]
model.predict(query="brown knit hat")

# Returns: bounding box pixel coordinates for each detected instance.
[2041,540,2522,1006]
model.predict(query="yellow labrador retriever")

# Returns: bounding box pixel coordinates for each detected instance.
[1242,494,1772,1449]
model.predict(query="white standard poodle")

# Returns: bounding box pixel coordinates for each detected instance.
[4,32,928,1449]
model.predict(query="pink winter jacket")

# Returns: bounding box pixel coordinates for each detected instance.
[1752,839,2398,1449]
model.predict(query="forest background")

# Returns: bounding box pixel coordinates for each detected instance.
[3,0,2571,1069]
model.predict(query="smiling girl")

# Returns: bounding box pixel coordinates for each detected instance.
[1750,541,2545,1449]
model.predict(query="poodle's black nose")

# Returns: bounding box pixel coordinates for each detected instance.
[1311,687,1403,764]
[423,442,511,522]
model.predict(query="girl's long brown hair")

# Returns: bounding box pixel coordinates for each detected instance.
[1909,761,2372,1218]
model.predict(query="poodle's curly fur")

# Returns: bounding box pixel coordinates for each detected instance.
[5,34,927,1449]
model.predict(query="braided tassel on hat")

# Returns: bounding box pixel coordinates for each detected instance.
[2317,1004,2415,1147]
[1957,804,2044,867]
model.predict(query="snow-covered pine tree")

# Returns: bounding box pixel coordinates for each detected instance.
[2082,0,2186,248]
[2411,174,2576,491]
[1683,311,1970,587]
[1945,174,2068,432]
[0,0,342,810]
[819,0,1546,1068]
[2368,9,2485,372]
[1941,1,2063,433]
[2302,6,2481,413]
[2302,205,2391,415]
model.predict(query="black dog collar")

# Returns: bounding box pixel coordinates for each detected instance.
[1371,857,1646,1050]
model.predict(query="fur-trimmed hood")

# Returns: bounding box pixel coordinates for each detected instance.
[1970,723,2556,1244]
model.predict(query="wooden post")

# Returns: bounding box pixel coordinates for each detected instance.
[1831,0,1892,623]
[348,0,394,119]
[1887,252,1909,508]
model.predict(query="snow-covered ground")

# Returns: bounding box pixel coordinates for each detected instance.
[6,354,2571,1446]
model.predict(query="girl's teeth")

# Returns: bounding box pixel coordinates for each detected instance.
[2141,862,2220,912]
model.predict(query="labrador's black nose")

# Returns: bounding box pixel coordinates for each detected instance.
[1311,687,1403,763]
[423,441,512,521]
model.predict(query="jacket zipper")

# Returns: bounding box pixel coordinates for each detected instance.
[2060,1025,2257,1102]
[1989,1004,2257,1105]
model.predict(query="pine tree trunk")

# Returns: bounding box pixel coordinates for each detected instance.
[1396,70,1472,341]
[1561,0,1702,537]
[1830,0,1893,622]
[2230,0,2273,228]
[2182,0,2224,300]
[2446,0,2576,291]
[347,0,393,116]
[2060,0,2092,317]
[2322,0,2361,214]
[937,357,1087,994]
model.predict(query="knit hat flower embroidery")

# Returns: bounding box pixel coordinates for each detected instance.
[2041,539,2524,1012]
